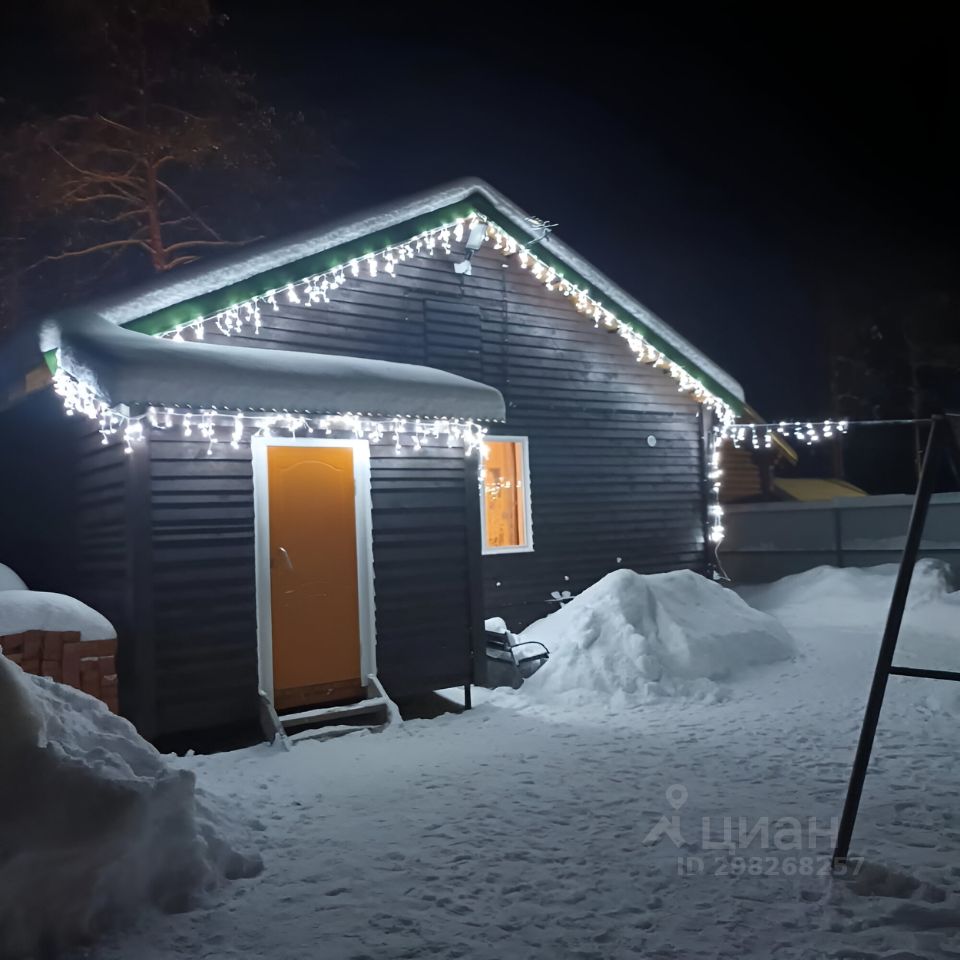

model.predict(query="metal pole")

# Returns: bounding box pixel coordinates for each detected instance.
[889,666,960,683]
[833,416,945,864]
[697,408,714,577]
[462,446,483,712]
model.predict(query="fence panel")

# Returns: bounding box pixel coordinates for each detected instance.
[722,493,960,583]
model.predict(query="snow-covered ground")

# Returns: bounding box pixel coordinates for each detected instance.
[84,563,960,958]
[0,656,261,959]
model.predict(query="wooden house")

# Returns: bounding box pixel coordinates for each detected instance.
[4,179,746,740]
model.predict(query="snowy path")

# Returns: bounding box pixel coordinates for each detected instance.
[89,581,960,959]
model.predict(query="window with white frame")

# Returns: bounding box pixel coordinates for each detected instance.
[481,436,533,554]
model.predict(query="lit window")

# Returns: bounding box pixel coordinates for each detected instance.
[481,437,533,554]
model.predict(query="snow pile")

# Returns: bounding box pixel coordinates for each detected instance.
[738,559,956,627]
[738,559,960,691]
[0,563,28,591]
[518,569,795,704]
[0,656,262,959]
[0,590,116,640]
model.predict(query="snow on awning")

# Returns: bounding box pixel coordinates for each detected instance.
[46,312,506,422]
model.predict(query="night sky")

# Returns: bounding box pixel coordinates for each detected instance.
[2,6,957,418]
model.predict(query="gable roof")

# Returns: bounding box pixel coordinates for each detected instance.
[38,177,744,415]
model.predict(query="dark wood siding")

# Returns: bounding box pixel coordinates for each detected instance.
[70,424,130,628]
[148,435,258,734]
[424,299,484,380]
[199,239,706,631]
[0,395,157,731]
[367,443,474,694]
[140,429,475,735]
[71,419,153,729]
[0,390,78,596]
[484,412,704,628]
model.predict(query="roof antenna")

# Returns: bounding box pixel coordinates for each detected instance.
[525,216,558,247]
[454,214,558,276]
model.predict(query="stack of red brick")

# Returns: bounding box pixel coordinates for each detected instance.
[0,630,118,713]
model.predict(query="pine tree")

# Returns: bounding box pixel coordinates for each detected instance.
[0,0,339,334]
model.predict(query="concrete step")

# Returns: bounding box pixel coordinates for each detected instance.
[286,722,385,745]
[279,695,387,730]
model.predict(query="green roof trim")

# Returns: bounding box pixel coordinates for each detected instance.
[122,199,478,338]
[471,199,744,413]
[120,191,743,414]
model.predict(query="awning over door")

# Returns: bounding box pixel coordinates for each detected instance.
[44,312,506,421]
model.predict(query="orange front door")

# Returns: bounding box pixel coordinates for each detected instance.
[266,444,364,710]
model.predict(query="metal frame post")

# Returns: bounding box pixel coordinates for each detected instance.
[462,446,485,711]
[833,416,948,864]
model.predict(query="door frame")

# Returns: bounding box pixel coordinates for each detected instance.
[251,436,377,705]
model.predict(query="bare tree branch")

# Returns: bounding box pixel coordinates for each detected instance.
[43,143,138,184]
[155,179,225,241]
[152,103,209,123]
[165,255,202,269]
[58,191,137,206]
[0,2,335,315]
[44,238,151,260]
[157,216,199,228]
[89,209,152,225]
[164,236,260,254]
[93,113,141,137]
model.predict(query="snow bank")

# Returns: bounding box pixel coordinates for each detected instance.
[738,559,957,627]
[0,590,116,640]
[0,656,262,958]
[738,560,960,690]
[519,569,795,703]
[0,563,28,591]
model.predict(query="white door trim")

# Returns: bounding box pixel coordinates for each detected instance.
[251,436,377,704]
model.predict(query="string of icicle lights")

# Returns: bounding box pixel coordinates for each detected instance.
[156,213,736,427]
[718,419,850,450]
[707,418,852,544]
[52,366,487,457]
[51,207,743,547]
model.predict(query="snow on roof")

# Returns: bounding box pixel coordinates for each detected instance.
[37,178,743,409]
[53,313,506,421]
